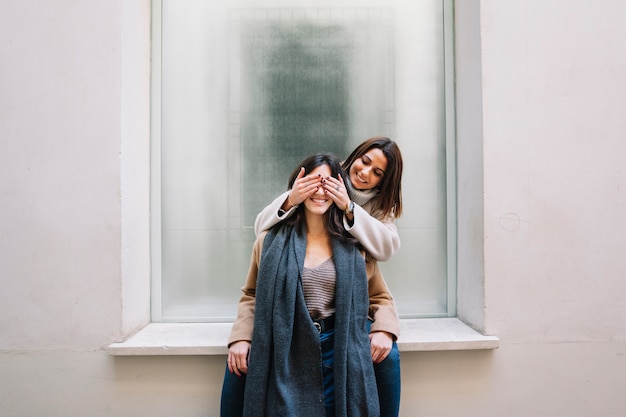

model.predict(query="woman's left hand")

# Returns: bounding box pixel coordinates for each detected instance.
[369,331,393,364]
[322,173,350,213]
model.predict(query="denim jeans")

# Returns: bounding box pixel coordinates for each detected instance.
[374,341,401,417]
[220,365,247,417]
[220,329,401,417]
[320,328,336,417]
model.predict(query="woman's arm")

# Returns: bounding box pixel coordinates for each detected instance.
[345,203,400,262]
[227,235,265,376]
[366,255,401,363]
[228,235,264,345]
[366,256,401,339]
[253,191,296,236]
[321,175,400,261]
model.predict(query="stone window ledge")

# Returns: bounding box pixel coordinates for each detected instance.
[108,317,499,356]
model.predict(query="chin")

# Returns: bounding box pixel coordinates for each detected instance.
[350,176,368,191]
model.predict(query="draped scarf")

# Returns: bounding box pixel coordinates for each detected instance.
[242,224,379,417]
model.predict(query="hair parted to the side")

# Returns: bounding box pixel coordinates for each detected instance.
[342,136,403,218]
[284,153,357,244]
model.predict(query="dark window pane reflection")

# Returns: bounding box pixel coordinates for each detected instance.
[241,21,353,224]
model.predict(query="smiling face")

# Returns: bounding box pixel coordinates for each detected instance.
[348,148,388,191]
[303,164,334,215]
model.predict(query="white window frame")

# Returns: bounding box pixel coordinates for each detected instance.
[110,0,498,355]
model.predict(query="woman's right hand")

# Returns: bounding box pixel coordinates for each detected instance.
[227,340,252,376]
[286,167,324,208]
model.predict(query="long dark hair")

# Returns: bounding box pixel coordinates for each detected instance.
[342,136,403,218]
[285,153,357,244]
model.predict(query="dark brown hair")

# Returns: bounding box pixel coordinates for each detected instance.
[342,136,403,218]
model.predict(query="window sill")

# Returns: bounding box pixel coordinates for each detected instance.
[108,318,498,356]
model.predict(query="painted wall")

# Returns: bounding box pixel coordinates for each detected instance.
[1,1,625,416]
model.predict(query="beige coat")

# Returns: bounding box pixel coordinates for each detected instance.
[228,232,401,346]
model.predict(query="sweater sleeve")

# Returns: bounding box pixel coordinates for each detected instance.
[344,203,401,262]
[253,191,297,237]
[366,255,401,340]
[227,234,265,346]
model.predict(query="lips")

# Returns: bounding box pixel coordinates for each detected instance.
[353,172,367,186]
[311,198,329,204]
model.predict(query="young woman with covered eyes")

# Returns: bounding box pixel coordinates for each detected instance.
[220,153,400,417]
[251,137,404,417]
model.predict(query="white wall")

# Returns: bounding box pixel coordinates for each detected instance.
[1,1,625,416]
[480,0,626,345]
[1,2,125,351]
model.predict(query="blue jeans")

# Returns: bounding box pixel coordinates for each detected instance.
[220,365,247,417]
[220,331,401,417]
[320,328,336,417]
[374,341,401,417]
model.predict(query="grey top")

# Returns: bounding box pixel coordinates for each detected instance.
[302,257,336,319]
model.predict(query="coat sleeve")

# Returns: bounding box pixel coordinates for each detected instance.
[366,255,401,340]
[344,203,401,262]
[253,191,297,236]
[227,235,265,346]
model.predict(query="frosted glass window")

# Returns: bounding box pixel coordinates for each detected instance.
[152,0,456,321]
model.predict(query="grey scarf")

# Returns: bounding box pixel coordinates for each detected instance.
[243,224,379,417]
